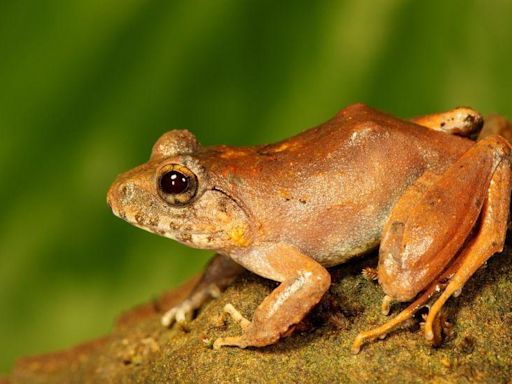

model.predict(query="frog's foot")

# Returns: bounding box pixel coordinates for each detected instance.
[419,309,453,347]
[354,135,511,353]
[212,304,252,349]
[353,257,463,354]
[161,283,221,327]
[213,336,245,349]
[381,295,393,316]
[214,303,302,349]
[352,274,443,354]
[223,303,251,330]
[411,107,483,137]
[352,251,467,354]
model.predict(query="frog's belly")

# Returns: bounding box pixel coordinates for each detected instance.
[289,199,391,268]
[309,225,382,267]
[314,235,381,267]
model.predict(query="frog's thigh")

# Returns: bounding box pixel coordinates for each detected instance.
[378,136,512,301]
[410,107,483,136]
[352,135,511,353]
[214,244,330,349]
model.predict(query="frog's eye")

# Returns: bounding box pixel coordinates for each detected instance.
[157,164,198,205]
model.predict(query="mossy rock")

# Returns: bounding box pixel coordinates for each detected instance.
[4,247,512,383]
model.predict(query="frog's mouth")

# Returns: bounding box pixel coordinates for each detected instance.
[107,165,253,250]
[108,196,223,240]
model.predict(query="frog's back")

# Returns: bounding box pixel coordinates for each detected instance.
[208,104,475,266]
[259,103,471,169]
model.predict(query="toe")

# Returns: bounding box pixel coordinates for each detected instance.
[161,307,178,327]
[213,336,244,349]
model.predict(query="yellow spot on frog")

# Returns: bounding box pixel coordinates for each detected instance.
[228,226,250,247]
[272,142,290,152]
[268,141,301,153]
[219,149,247,159]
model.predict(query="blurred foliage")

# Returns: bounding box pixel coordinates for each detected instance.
[1,0,511,373]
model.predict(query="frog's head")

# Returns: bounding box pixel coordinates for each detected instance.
[107,130,252,252]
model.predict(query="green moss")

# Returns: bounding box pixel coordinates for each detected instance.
[7,248,512,383]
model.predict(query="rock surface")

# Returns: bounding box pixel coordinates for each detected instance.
[4,247,512,383]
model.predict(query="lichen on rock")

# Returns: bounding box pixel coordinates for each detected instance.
[5,247,512,383]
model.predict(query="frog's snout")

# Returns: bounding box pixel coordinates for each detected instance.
[106,181,121,216]
[107,179,134,219]
[106,185,114,209]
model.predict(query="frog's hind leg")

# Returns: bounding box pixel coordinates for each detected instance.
[423,151,511,340]
[411,107,483,137]
[352,259,462,353]
[352,135,511,353]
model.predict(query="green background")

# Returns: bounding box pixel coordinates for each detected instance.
[1,0,511,373]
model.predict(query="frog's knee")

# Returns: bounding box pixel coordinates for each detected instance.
[379,275,420,302]
[378,257,425,302]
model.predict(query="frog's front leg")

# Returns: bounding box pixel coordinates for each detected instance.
[161,253,243,327]
[213,244,331,349]
[353,135,511,353]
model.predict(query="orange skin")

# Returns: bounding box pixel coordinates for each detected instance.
[107,103,511,352]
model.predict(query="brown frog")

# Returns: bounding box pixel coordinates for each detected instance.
[107,103,511,353]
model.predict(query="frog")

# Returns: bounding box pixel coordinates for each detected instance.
[107,103,512,353]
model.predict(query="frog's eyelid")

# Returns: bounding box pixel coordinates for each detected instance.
[151,129,198,159]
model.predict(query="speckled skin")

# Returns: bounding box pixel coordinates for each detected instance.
[109,104,472,263]
[107,103,511,350]
[197,104,474,267]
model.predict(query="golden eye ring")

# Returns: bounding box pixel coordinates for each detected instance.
[157,164,198,205]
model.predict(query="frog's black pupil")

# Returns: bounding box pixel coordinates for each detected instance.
[160,171,189,194]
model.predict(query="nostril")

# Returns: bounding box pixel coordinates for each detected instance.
[120,184,128,197]
[120,183,136,200]
[107,181,136,214]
